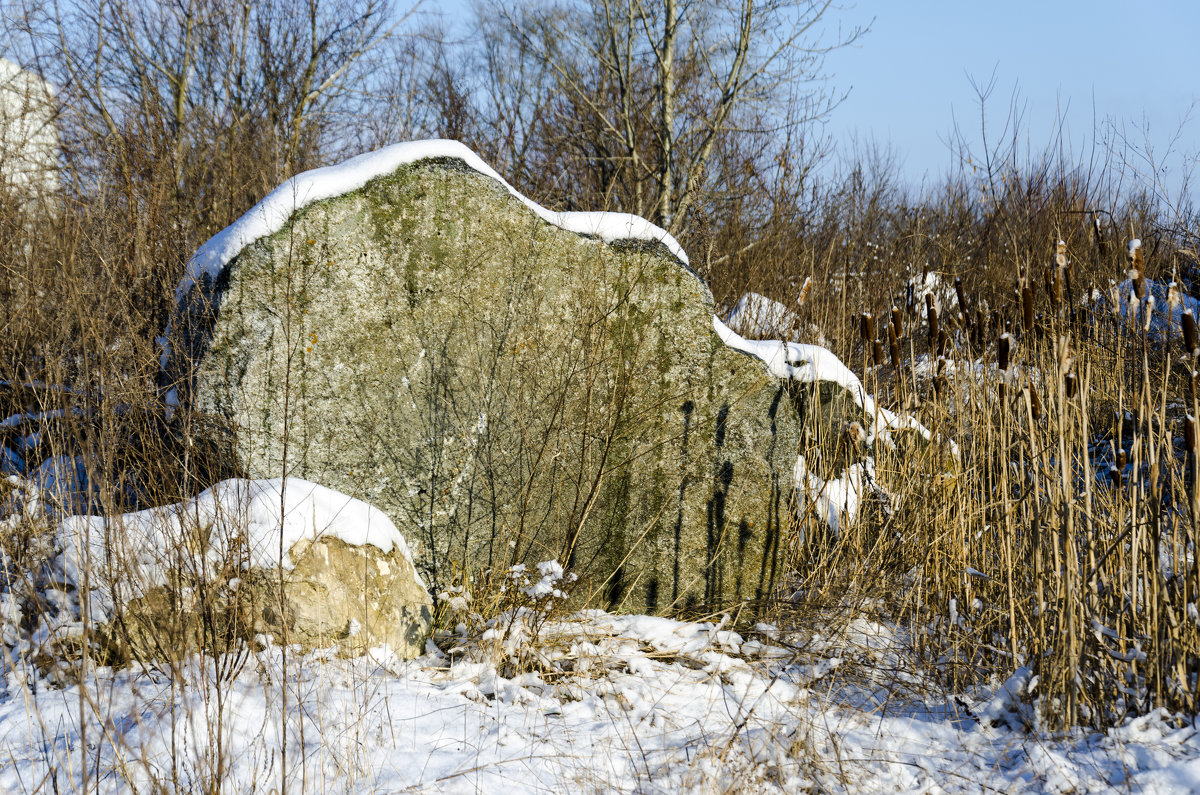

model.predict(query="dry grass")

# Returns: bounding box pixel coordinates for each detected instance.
[1,14,1199,761]
[765,190,1200,729]
[5,126,1200,736]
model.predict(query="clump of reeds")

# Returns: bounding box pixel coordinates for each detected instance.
[782,225,1200,730]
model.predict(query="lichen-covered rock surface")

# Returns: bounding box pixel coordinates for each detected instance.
[259,535,432,657]
[86,534,432,661]
[172,154,804,613]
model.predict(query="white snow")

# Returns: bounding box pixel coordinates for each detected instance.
[905,270,959,315]
[714,316,934,446]
[177,139,689,302]
[31,454,94,515]
[54,478,421,620]
[0,58,58,195]
[725,291,801,339]
[713,314,946,533]
[1104,276,1200,341]
[723,290,830,347]
[2,609,1198,793]
[792,455,875,536]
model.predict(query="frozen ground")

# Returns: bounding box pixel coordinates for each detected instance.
[2,609,1199,794]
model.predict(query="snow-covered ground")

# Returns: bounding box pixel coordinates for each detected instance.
[2,609,1198,793]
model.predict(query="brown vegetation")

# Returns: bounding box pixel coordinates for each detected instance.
[1,0,1199,737]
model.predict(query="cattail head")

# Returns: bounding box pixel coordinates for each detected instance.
[1132,275,1147,301]
[937,328,948,359]
[1128,238,1146,299]
[872,338,884,367]
[955,277,967,316]
[928,304,939,349]
[1022,286,1035,334]
[891,305,903,339]
[1064,372,1078,399]
[860,313,874,343]
[1057,335,1074,374]
[1186,415,1197,454]
[1093,214,1108,257]
[1127,238,1143,269]
[1184,311,1198,357]
[999,332,1011,371]
[1055,239,1068,269]
[796,276,812,307]
[1028,384,1042,421]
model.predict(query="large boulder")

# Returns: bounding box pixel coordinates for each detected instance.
[168,141,805,614]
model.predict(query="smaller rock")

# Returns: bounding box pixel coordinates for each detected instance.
[264,534,432,657]
[49,478,431,661]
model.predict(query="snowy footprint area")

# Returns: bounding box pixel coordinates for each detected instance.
[1,611,1199,794]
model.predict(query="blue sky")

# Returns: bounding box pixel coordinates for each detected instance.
[821,0,1198,204]
[432,0,1198,205]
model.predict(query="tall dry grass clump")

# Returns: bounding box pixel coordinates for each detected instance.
[711,98,1199,729]
[775,203,1200,727]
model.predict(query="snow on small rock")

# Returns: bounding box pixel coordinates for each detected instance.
[55,477,421,612]
[792,455,879,536]
[724,290,830,347]
[725,291,800,338]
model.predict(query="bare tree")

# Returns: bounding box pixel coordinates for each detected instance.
[467,0,865,235]
[1,0,418,342]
